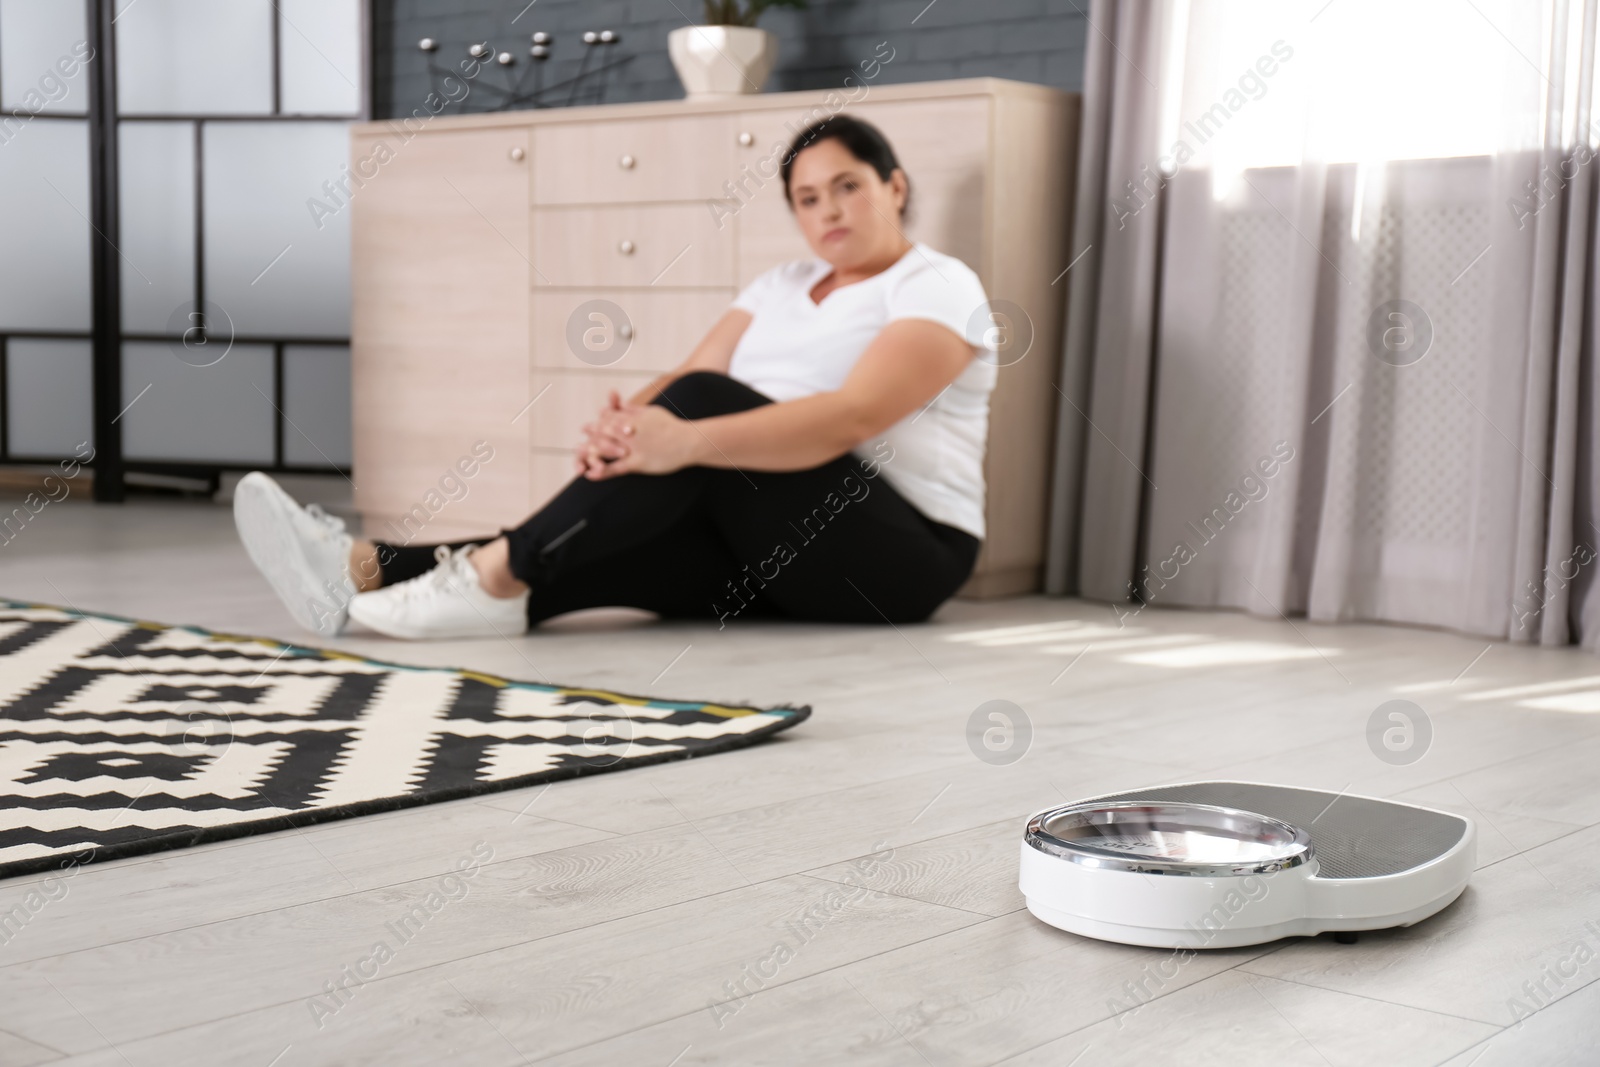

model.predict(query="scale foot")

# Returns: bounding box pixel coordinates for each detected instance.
[1334,931,1359,944]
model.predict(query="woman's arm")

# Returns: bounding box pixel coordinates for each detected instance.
[592,318,975,476]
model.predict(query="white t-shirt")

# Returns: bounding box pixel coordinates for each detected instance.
[726,242,998,541]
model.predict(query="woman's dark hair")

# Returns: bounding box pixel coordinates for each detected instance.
[780,113,913,225]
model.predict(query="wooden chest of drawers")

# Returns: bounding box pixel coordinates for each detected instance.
[349,77,1078,598]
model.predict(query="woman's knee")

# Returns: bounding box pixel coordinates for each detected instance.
[653,370,771,420]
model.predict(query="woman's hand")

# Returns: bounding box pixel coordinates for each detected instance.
[584,401,701,479]
[575,390,631,477]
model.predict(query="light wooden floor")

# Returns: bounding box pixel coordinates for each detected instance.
[0,495,1596,1067]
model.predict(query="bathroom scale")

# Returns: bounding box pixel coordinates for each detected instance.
[1018,781,1475,949]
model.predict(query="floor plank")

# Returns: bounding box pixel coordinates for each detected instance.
[999,970,1498,1067]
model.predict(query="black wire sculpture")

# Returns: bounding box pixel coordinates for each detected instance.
[417,30,633,111]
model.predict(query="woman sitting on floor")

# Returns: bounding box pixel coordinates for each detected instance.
[234,113,998,640]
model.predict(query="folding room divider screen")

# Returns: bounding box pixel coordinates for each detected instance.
[0,0,367,500]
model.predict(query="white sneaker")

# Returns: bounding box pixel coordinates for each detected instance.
[233,471,356,636]
[347,544,528,640]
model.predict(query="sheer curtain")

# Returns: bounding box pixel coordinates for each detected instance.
[1049,0,1600,649]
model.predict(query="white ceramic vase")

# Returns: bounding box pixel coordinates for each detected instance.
[667,24,778,99]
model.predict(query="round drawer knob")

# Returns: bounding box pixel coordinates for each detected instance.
[619,154,636,169]
[738,131,754,146]
[618,239,636,255]
[618,324,634,340]
[508,146,525,161]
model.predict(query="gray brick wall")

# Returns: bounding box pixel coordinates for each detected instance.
[372,0,1088,118]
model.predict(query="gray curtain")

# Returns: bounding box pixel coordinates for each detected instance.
[1045,0,1600,650]
[1043,0,1171,602]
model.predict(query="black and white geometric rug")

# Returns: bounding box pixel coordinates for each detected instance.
[0,600,810,881]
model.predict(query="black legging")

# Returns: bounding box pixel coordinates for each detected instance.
[370,371,981,628]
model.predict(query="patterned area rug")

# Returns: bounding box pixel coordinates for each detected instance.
[0,601,809,880]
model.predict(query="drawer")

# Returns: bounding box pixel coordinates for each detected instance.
[533,114,737,204]
[527,369,659,450]
[534,205,736,288]
[532,289,735,373]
